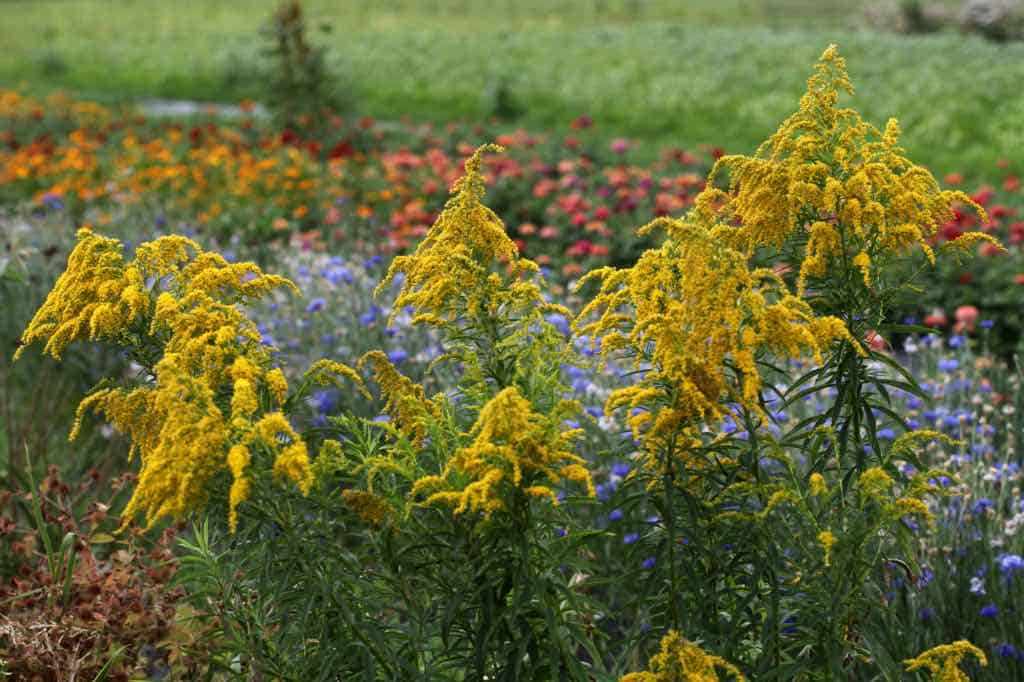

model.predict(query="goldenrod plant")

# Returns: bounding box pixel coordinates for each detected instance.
[15,47,1002,680]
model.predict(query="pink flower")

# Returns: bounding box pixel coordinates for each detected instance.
[954,305,979,333]
[610,138,630,154]
[539,226,560,239]
[865,330,888,352]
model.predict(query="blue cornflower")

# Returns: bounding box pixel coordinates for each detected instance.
[387,348,408,364]
[555,527,567,537]
[919,607,935,622]
[608,509,624,522]
[611,462,631,477]
[938,358,960,373]
[641,557,656,570]
[306,297,326,313]
[877,428,896,440]
[994,643,1019,659]
[311,389,338,415]
[972,498,994,515]
[980,604,999,618]
[585,405,602,419]
[981,319,995,329]
[948,334,966,349]
[998,554,1024,575]
[623,532,640,545]
[545,313,571,336]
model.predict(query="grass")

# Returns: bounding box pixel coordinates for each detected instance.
[1,1,1022,180]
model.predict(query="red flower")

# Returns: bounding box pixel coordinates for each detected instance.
[1014,274,1024,285]
[1004,175,1021,192]
[924,310,948,327]
[970,186,995,207]
[570,115,593,130]
[944,173,963,186]
[959,272,974,285]
[328,140,354,159]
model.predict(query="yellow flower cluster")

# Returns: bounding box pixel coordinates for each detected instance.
[411,387,594,517]
[694,45,1001,296]
[575,217,856,455]
[818,530,837,567]
[621,630,746,682]
[18,229,310,531]
[378,144,545,325]
[359,350,440,446]
[903,640,987,682]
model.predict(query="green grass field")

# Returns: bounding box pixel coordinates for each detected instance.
[1,1,1021,180]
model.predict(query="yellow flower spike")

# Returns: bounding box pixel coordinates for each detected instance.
[620,630,746,681]
[17,229,140,360]
[17,229,311,531]
[576,217,855,455]
[377,143,543,326]
[358,350,437,445]
[858,467,895,501]
[904,640,987,682]
[808,472,827,497]
[304,359,371,400]
[818,530,837,567]
[692,45,998,295]
[265,367,289,405]
[415,386,593,517]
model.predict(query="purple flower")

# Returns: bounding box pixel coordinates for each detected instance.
[623,532,640,545]
[981,319,994,329]
[387,348,408,364]
[641,556,656,570]
[555,527,567,537]
[306,297,326,313]
[980,604,999,618]
[608,509,624,522]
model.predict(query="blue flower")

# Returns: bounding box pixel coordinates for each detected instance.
[555,527,567,538]
[306,297,326,313]
[608,509,624,522]
[948,334,966,349]
[623,532,640,545]
[994,643,1020,659]
[877,428,896,440]
[998,554,1024,576]
[981,319,994,329]
[611,462,631,477]
[545,313,571,336]
[311,389,338,415]
[918,607,934,622]
[642,556,656,570]
[387,348,408,364]
[973,498,994,515]
[980,604,999,618]
[938,358,960,373]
